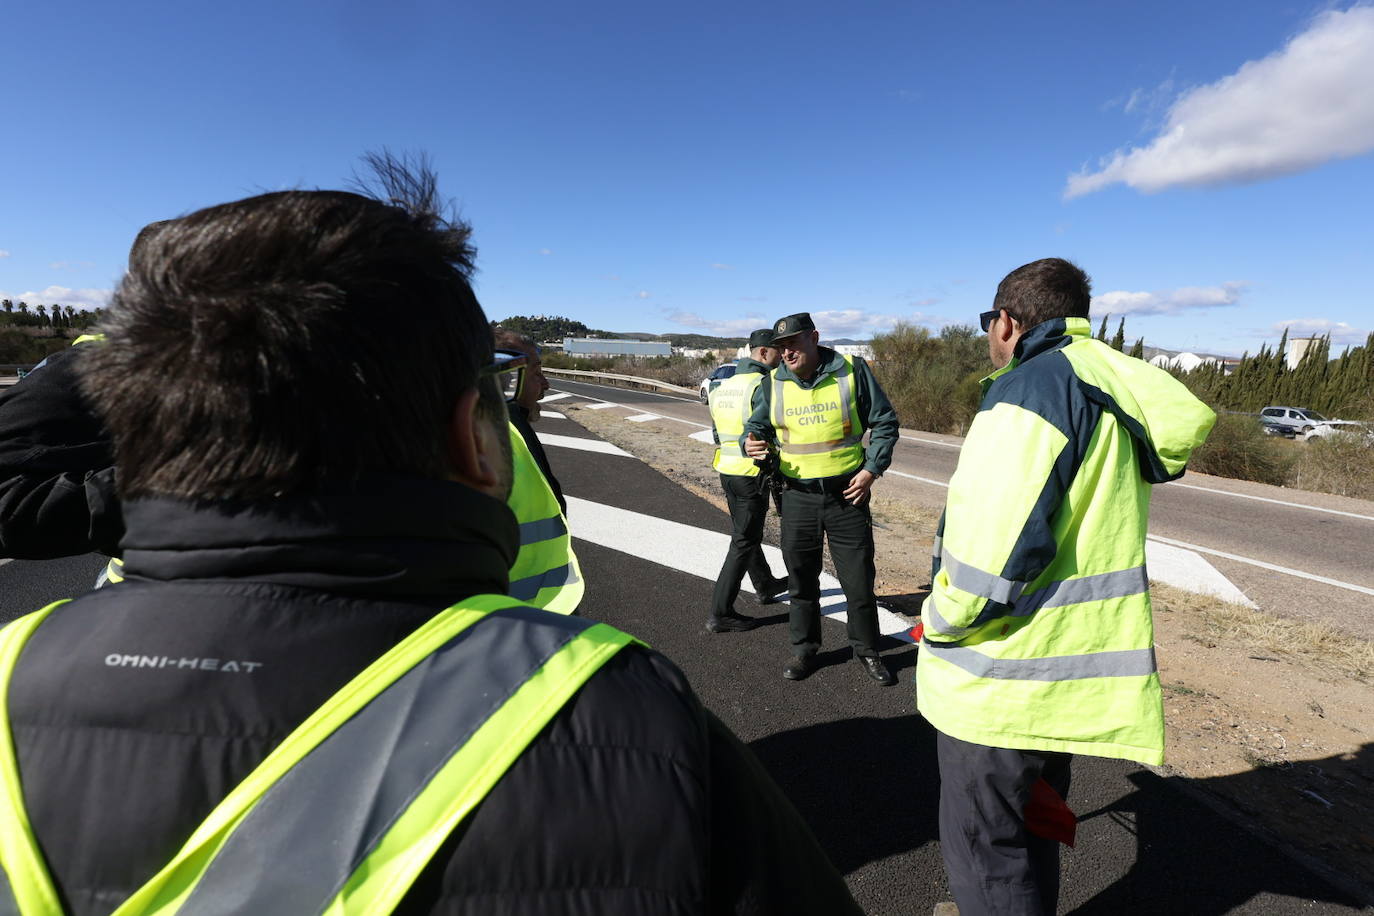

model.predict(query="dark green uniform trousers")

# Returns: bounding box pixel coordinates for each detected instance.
[779,478,880,659]
[711,473,779,617]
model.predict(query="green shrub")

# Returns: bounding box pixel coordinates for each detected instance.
[1288,433,1374,501]
[1187,413,1296,486]
[870,322,988,434]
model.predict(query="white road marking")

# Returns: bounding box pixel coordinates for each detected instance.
[689,429,716,444]
[540,410,566,419]
[626,413,661,423]
[539,392,571,402]
[565,496,916,642]
[1145,540,1255,606]
[889,470,950,488]
[901,435,961,449]
[539,434,634,457]
[584,402,618,410]
[0,558,11,568]
[1162,481,1374,523]
[1147,534,1374,597]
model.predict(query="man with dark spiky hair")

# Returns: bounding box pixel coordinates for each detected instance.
[921,257,1214,916]
[0,160,861,915]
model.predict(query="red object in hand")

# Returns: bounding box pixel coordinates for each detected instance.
[909,622,925,642]
[1024,777,1077,847]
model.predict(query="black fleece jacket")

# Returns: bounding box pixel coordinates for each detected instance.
[8,475,860,915]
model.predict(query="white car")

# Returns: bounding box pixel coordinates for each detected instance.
[1303,420,1374,444]
[698,363,738,403]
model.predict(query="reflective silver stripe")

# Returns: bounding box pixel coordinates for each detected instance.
[519,515,566,546]
[718,441,745,458]
[835,361,853,437]
[921,593,971,638]
[181,607,592,915]
[509,563,577,601]
[941,549,1027,605]
[780,435,863,455]
[771,377,788,443]
[1015,566,1147,616]
[924,643,1157,681]
[931,536,942,557]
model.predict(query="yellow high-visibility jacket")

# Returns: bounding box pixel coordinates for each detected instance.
[918,317,1215,765]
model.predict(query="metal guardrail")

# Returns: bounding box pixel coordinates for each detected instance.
[543,368,698,398]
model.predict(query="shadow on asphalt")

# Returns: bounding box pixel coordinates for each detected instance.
[748,713,940,875]
[1068,746,1371,914]
[750,718,1369,913]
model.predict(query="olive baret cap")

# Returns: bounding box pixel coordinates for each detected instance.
[770,312,815,343]
[748,328,776,349]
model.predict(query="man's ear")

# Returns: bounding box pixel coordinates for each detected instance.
[446,388,503,496]
[999,310,1022,344]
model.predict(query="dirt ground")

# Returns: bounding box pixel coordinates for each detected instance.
[566,403,1374,899]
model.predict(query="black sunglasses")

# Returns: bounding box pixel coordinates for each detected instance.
[979,308,1016,332]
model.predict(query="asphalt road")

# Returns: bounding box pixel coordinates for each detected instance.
[550,376,1374,641]
[0,402,1367,914]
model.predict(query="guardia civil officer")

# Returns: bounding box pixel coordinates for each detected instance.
[921,259,1214,915]
[0,160,862,915]
[743,313,899,685]
[704,328,789,632]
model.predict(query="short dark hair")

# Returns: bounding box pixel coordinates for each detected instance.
[81,162,496,501]
[992,258,1092,331]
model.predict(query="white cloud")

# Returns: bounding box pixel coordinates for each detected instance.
[636,290,651,299]
[1091,282,1246,316]
[0,250,10,259]
[1273,318,1369,346]
[1067,6,1374,198]
[0,285,113,310]
[711,263,734,271]
[667,311,770,337]
[538,248,552,256]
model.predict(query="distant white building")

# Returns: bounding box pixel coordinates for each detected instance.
[565,337,671,357]
[1285,336,1322,370]
[831,344,874,360]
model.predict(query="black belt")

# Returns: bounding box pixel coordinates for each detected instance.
[783,471,858,494]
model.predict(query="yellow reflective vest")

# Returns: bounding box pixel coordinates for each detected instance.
[0,595,638,914]
[708,364,767,476]
[769,354,865,479]
[506,423,583,615]
[918,317,1215,765]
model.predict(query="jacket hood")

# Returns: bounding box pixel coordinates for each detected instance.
[1046,317,1216,483]
[118,473,518,602]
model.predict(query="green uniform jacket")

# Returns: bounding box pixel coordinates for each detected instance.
[742,349,898,478]
[918,317,1215,765]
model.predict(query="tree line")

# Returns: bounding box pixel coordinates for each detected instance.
[0,300,108,365]
[1177,328,1373,419]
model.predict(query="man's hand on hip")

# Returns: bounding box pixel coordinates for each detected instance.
[843,470,877,506]
[744,433,770,460]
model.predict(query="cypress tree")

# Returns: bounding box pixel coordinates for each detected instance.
[1110,318,1126,351]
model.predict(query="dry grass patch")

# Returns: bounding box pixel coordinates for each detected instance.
[1151,581,1374,681]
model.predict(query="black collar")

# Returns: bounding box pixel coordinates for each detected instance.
[118,474,518,604]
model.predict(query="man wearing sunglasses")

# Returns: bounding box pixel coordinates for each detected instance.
[0,163,862,914]
[920,258,1214,916]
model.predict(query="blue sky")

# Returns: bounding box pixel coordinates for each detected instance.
[3,0,1371,356]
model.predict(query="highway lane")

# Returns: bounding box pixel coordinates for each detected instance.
[549,377,1374,638]
[0,408,1364,913]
